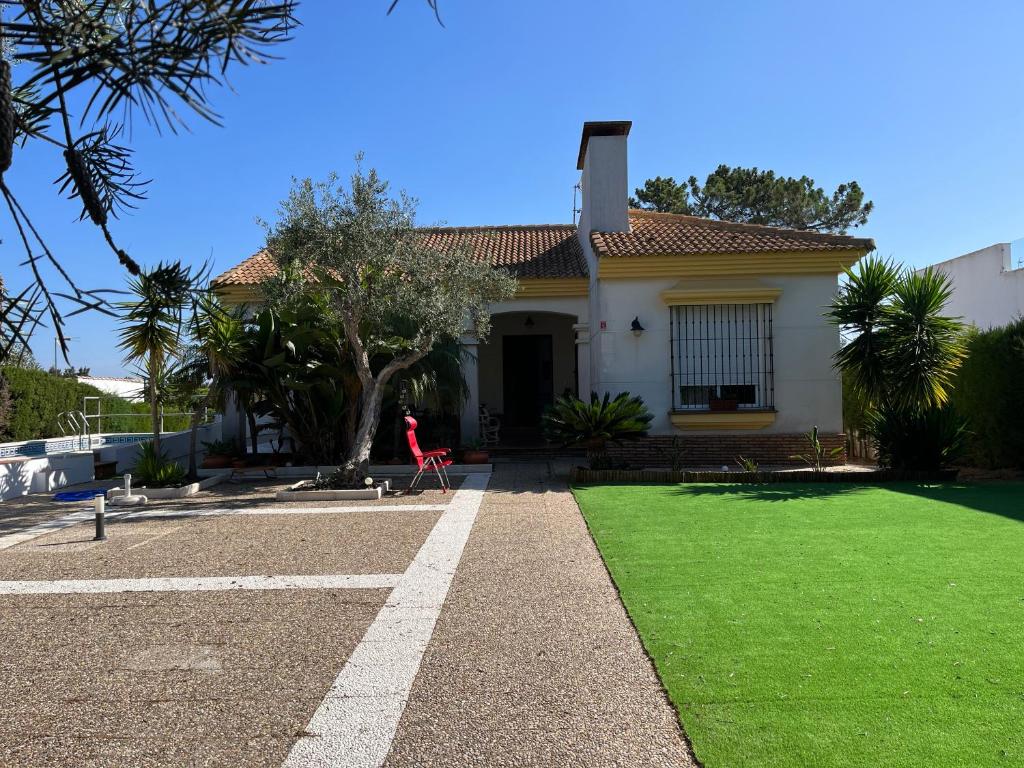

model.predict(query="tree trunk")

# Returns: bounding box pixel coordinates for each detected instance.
[337,381,387,485]
[247,410,259,458]
[186,394,212,481]
[187,406,200,480]
[149,362,161,456]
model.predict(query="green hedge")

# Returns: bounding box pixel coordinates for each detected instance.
[951,318,1024,468]
[0,367,189,442]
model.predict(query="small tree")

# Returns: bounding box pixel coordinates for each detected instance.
[264,165,516,482]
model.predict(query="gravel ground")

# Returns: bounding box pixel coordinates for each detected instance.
[383,461,697,768]
[0,589,384,767]
[0,509,439,581]
[0,463,696,767]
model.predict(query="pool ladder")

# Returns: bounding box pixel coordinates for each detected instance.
[57,410,91,452]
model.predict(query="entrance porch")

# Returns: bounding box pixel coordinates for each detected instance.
[461,306,589,446]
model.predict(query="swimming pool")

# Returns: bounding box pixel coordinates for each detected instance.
[0,433,155,460]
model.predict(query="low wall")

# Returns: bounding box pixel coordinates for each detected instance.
[0,452,94,501]
[108,422,222,473]
[603,433,847,468]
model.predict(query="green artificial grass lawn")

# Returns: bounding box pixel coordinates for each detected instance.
[574,482,1024,768]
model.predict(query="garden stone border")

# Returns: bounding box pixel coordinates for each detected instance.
[107,473,225,500]
[275,479,392,501]
[570,467,959,484]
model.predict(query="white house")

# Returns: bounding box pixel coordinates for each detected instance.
[76,375,145,402]
[213,121,873,465]
[916,241,1024,330]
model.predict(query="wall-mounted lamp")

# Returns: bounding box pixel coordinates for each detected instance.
[524,315,535,328]
[631,316,645,337]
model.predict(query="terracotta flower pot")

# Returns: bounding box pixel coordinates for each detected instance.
[462,449,489,464]
[201,454,232,469]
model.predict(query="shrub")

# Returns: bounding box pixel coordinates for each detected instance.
[201,439,238,456]
[0,366,189,442]
[542,391,653,469]
[132,442,186,487]
[951,318,1024,468]
[867,405,968,470]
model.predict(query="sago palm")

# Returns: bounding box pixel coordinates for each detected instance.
[542,391,653,468]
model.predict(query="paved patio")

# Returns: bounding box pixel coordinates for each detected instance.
[0,464,695,767]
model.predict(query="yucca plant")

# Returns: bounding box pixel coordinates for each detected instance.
[790,425,843,473]
[542,391,653,469]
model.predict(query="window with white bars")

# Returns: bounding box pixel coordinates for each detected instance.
[669,303,775,411]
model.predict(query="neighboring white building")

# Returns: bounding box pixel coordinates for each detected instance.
[77,375,145,402]
[917,241,1024,329]
[213,121,873,465]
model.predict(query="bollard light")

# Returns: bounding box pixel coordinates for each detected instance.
[93,494,107,541]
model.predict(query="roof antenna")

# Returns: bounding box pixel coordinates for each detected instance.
[572,181,582,226]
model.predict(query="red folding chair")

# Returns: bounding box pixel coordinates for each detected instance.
[404,416,452,493]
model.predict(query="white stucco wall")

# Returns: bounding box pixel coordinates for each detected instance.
[918,242,1024,329]
[579,135,630,235]
[588,274,843,435]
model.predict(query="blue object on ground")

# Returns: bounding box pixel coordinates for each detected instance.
[53,490,107,502]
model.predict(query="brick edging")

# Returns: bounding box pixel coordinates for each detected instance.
[603,433,847,468]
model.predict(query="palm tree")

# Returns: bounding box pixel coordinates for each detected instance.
[179,295,245,478]
[826,255,967,468]
[117,262,199,455]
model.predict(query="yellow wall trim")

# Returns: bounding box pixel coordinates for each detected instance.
[599,249,867,279]
[670,410,777,430]
[515,278,589,297]
[661,278,782,306]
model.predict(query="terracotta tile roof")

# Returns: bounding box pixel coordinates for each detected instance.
[416,225,586,279]
[212,249,277,286]
[211,225,588,287]
[591,210,875,258]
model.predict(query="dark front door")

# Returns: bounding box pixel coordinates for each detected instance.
[502,335,554,428]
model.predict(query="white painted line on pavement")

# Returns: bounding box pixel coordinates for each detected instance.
[0,573,402,595]
[125,504,448,520]
[283,472,490,768]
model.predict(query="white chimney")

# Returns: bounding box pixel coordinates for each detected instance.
[577,121,631,234]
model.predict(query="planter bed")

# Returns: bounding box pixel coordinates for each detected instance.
[275,479,392,501]
[570,467,959,484]
[107,474,225,500]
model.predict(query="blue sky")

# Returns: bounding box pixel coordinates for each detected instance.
[10,0,1024,374]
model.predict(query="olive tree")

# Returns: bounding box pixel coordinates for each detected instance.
[264,165,516,482]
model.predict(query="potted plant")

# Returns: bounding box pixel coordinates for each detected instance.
[200,439,237,469]
[461,439,490,464]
